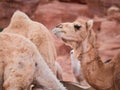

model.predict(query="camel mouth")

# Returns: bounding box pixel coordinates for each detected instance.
[62,37,74,43]
[52,28,65,37]
[61,35,79,43]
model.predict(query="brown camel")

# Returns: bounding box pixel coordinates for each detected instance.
[52,19,120,90]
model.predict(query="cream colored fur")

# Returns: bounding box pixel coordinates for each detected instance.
[0,33,67,90]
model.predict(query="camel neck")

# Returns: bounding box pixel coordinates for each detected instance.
[78,44,113,89]
[73,30,114,89]
[79,29,103,65]
[81,46,103,65]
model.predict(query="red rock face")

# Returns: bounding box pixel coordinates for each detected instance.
[97,20,120,61]
[86,0,120,16]
[32,1,92,29]
[59,0,86,4]
[0,0,39,28]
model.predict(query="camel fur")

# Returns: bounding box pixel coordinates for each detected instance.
[0,33,67,90]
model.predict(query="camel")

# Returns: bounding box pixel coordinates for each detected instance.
[70,50,91,88]
[0,33,67,90]
[52,19,120,90]
[3,10,57,74]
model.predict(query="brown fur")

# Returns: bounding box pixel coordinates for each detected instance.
[52,19,120,90]
[0,33,67,90]
[3,10,57,74]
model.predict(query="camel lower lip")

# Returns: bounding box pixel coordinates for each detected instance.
[62,37,76,42]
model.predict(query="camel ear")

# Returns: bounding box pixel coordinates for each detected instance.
[86,20,93,31]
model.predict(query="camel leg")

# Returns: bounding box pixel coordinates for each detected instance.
[3,82,29,90]
[4,87,21,90]
[3,65,33,90]
[4,87,29,90]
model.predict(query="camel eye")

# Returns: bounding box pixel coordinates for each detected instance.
[74,24,81,31]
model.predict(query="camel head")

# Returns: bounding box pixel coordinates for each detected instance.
[52,19,96,59]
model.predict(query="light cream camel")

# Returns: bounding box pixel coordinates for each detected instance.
[0,33,67,90]
[3,10,57,74]
[52,19,120,90]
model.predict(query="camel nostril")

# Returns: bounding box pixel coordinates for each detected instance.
[56,24,63,28]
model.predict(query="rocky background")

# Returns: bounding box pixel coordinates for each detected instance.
[0,0,120,81]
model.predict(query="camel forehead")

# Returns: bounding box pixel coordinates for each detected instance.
[61,22,85,28]
[60,22,74,27]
